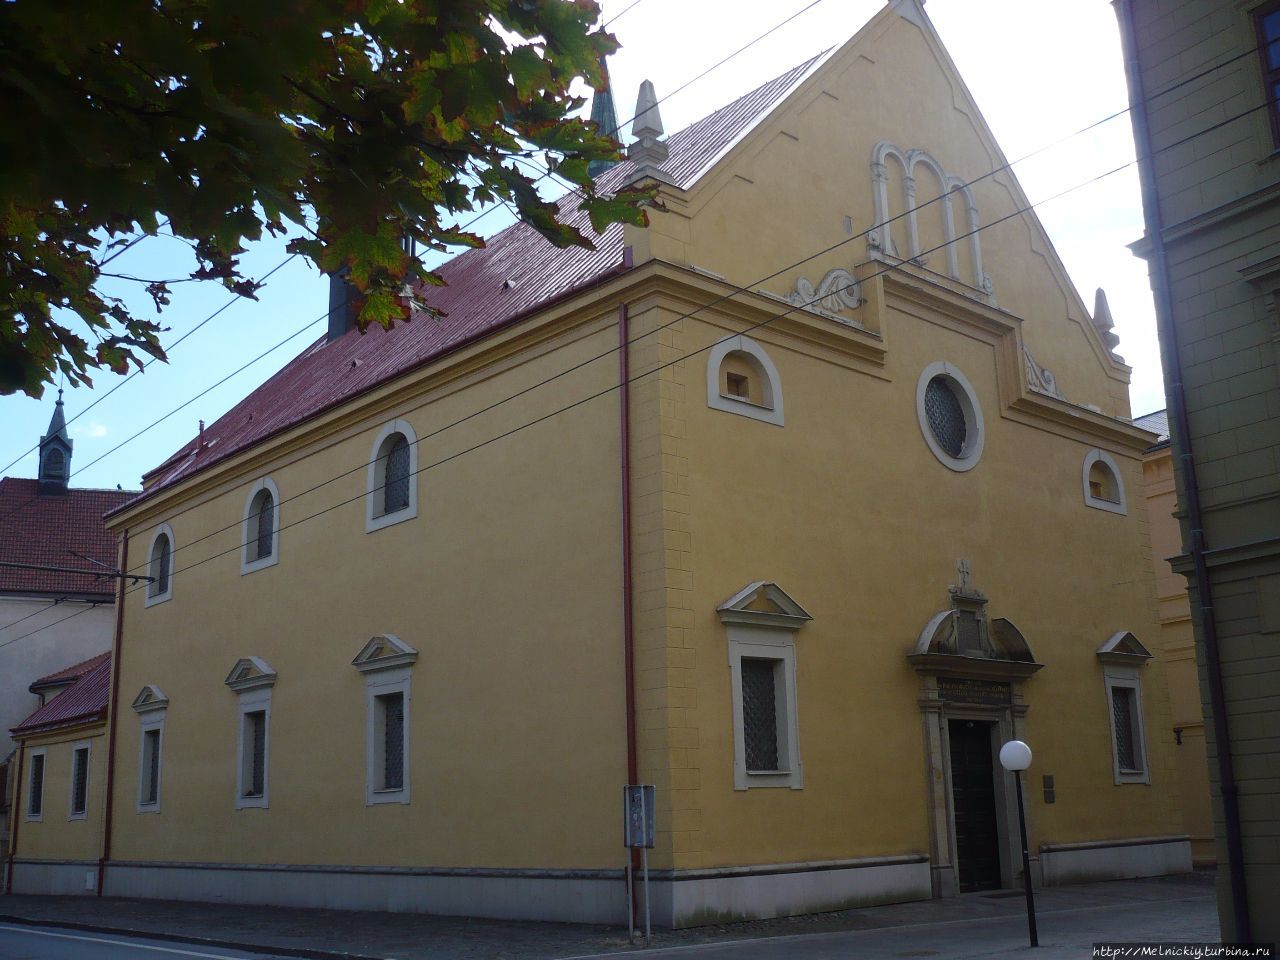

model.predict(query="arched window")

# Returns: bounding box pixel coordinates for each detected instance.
[706,335,784,426]
[1082,450,1127,515]
[43,448,65,478]
[145,523,175,607]
[241,479,281,573]
[367,420,419,532]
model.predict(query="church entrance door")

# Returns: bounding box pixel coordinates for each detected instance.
[948,718,1002,892]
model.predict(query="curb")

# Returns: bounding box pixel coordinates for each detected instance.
[0,913,389,960]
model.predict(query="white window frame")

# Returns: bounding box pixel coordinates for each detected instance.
[26,747,47,822]
[365,668,412,805]
[234,688,271,809]
[365,419,419,533]
[915,361,985,472]
[1082,449,1128,515]
[130,685,169,814]
[144,522,176,607]
[727,625,803,790]
[240,477,282,574]
[68,740,91,821]
[1103,667,1149,785]
[706,335,785,426]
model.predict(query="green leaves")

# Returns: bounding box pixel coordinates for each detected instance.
[0,0,641,397]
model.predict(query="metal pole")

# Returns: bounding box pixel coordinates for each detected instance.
[626,855,635,944]
[642,844,651,943]
[1014,771,1038,947]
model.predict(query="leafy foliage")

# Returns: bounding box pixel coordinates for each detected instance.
[0,0,650,397]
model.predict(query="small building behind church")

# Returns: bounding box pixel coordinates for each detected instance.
[0,396,132,881]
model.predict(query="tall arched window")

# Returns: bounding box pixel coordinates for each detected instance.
[366,420,419,532]
[242,479,281,573]
[145,523,175,607]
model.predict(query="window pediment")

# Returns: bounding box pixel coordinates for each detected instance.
[717,581,812,630]
[352,634,418,674]
[1097,631,1152,666]
[224,656,278,692]
[131,685,170,714]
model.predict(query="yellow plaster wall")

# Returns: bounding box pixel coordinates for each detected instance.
[108,310,631,870]
[1143,447,1214,863]
[655,288,1180,870]
[14,728,107,862]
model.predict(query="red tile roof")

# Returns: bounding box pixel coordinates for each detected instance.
[30,650,112,689]
[0,478,134,599]
[11,652,112,736]
[114,53,827,513]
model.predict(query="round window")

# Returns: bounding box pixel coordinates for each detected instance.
[915,362,984,471]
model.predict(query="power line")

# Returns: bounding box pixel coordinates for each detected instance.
[93,82,1273,584]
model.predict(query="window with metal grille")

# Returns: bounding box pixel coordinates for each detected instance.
[741,659,780,771]
[242,711,266,798]
[924,377,966,458]
[71,745,90,816]
[1257,1,1280,147]
[378,692,405,790]
[252,490,274,560]
[141,728,160,806]
[1111,686,1142,772]
[150,535,171,597]
[28,752,45,817]
[383,436,410,514]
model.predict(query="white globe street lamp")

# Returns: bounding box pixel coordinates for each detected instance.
[1000,739,1038,948]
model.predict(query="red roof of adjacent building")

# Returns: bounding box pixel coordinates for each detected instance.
[112,53,828,515]
[30,650,112,690]
[0,478,134,599]
[11,652,112,736]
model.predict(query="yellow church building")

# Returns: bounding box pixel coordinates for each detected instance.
[7,0,1191,926]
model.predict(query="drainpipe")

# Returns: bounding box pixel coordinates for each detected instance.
[98,530,129,897]
[1113,0,1251,940]
[618,299,642,923]
[5,744,26,893]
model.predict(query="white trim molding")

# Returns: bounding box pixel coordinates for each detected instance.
[233,686,272,810]
[705,335,785,426]
[133,694,167,814]
[1102,665,1150,785]
[240,477,282,574]
[143,522,176,607]
[365,419,419,533]
[718,582,810,790]
[354,635,418,806]
[915,361,985,472]
[1082,449,1127,515]
[68,740,92,821]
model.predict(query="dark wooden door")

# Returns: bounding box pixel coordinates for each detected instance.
[948,719,1002,892]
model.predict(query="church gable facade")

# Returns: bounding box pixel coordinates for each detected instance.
[8,0,1187,928]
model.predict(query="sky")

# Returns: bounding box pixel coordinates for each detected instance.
[0,0,1165,493]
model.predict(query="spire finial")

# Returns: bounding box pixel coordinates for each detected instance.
[588,55,621,179]
[626,79,669,175]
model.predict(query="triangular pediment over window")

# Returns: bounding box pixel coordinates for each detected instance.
[224,656,278,692]
[717,582,813,629]
[131,685,170,714]
[1096,631,1152,666]
[352,634,418,674]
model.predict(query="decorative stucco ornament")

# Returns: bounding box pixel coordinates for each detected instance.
[1023,345,1064,399]
[1091,288,1124,362]
[786,268,862,319]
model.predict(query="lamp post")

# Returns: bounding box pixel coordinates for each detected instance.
[999,739,1038,948]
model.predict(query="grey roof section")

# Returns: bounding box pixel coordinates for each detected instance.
[43,389,70,444]
[1134,409,1170,445]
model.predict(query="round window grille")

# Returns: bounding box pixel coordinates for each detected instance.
[924,377,966,458]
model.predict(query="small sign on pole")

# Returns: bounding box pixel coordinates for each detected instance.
[623,784,655,943]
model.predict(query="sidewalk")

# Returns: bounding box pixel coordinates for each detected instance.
[0,870,1219,960]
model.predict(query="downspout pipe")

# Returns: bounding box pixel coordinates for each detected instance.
[5,744,26,893]
[98,530,129,897]
[1113,0,1251,940]
[618,299,642,923]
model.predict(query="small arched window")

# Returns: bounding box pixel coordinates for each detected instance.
[706,336,784,426]
[145,524,175,607]
[1083,450,1127,515]
[241,479,281,573]
[44,448,65,478]
[367,420,419,532]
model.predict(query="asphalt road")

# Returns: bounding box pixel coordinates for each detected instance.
[0,923,292,960]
